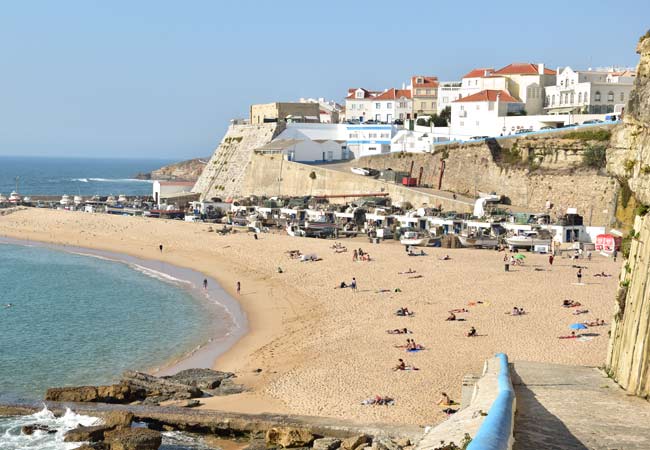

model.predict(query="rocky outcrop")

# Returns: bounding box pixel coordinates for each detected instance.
[266,427,316,448]
[45,384,144,403]
[21,424,56,435]
[45,369,241,406]
[135,158,208,182]
[606,32,650,400]
[104,428,162,450]
[64,425,113,442]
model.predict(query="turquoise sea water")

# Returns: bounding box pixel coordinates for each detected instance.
[0,242,217,403]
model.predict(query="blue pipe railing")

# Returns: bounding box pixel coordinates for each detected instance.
[466,353,515,450]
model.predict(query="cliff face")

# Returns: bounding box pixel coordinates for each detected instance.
[358,131,617,226]
[606,33,650,399]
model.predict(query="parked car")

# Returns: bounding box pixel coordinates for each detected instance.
[364,119,378,124]
[469,135,489,140]
[540,126,555,130]
[563,123,578,127]
[582,119,604,124]
[345,119,360,124]
[515,128,533,134]
[393,119,404,125]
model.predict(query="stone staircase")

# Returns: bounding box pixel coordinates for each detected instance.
[194,122,284,201]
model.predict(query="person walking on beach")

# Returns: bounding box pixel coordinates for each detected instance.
[159,244,163,253]
[549,254,554,266]
[236,281,241,295]
[351,277,357,292]
[577,268,583,284]
[353,249,358,262]
[203,278,208,290]
[613,249,618,262]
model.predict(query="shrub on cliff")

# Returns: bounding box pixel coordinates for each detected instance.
[582,145,607,169]
[563,129,611,141]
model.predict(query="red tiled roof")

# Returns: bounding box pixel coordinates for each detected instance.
[411,75,439,88]
[453,90,521,103]
[373,88,412,100]
[346,88,380,99]
[495,63,555,75]
[462,68,495,79]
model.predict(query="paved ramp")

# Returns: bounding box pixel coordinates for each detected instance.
[512,361,650,450]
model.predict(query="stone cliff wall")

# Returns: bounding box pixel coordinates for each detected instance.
[242,154,473,211]
[359,132,617,226]
[606,33,650,399]
[146,158,208,181]
[193,123,285,201]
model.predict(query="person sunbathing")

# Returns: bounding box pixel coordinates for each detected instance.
[335,247,347,253]
[408,274,423,279]
[511,307,520,316]
[399,269,416,274]
[559,331,577,339]
[361,395,395,405]
[449,308,469,313]
[437,392,453,406]
[584,318,606,326]
[386,328,412,334]
[407,339,424,350]
[439,254,451,260]
[446,312,457,321]
[396,307,413,316]
[466,327,477,337]
[393,358,418,371]
[562,300,582,308]
[594,272,612,277]
[335,281,348,289]
[573,309,589,315]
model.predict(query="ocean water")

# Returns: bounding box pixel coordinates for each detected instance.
[0,242,219,403]
[0,156,174,197]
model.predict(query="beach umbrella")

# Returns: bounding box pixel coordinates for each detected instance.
[513,254,526,259]
[569,323,588,330]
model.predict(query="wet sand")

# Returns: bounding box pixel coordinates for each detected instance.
[0,209,621,426]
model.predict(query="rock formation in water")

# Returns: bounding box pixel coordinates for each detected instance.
[134,157,208,181]
[606,31,650,398]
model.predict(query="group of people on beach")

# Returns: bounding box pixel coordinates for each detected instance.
[353,248,371,262]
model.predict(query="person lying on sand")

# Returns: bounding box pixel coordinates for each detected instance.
[408,274,423,279]
[396,307,413,316]
[334,247,347,253]
[386,328,412,334]
[392,358,419,371]
[573,309,589,315]
[449,308,469,313]
[398,269,417,274]
[360,253,371,261]
[508,307,525,316]
[594,272,612,277]
[584,318,606,326]
[286,250,302,259]
[406,339,425,350]
[466,327,477,337]
[446,312,457,321]
[361,395,395,406]
[439,254,451,261]
[562,300,582,308]
[335,281,348,289]
[408,249,426,256]
[559,331,578,339]
[437,392,454,406]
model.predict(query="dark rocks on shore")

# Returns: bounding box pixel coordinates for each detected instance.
[64,425,113,442]
[313,437,342,450]
[21,424,57,435]
[104,427,162,450]
[341,435,371,450]
[45,369,243,406]
[266,427,316,448]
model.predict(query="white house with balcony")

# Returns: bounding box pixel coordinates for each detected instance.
[544,67,635,114]
[345,88,412,123]
[449,90,524,139]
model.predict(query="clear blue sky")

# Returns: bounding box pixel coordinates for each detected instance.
[0,1,647,159]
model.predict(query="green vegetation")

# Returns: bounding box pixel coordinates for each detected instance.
[624,159,636,173]
[500,145,523,165]
[562,129,611,141]
[642,165,650,175]
[417,107,451,127]
[309,171,317,180]
[634,204,649,217]
[433,434,472,450]
[582,145,607,169]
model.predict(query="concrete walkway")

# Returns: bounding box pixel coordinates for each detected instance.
[512,361,650,450]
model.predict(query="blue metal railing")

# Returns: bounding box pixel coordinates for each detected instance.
[466,353,515,450]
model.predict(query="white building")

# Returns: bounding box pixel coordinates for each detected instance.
[299,97,343,123]
[345,88,412,123]
[450,90,524,139]
[390,130,435,153]
[346,124,398,158]
[153,181,196,208]
[436,81,462,114]
[262,123,348,162]
[544,67,635,114]
[460,63,556,115]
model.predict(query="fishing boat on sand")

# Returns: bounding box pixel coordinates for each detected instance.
[400,230,429,247]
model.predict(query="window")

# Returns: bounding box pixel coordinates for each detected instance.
[620,92,625,101]
[578,92,582,103]
[417,89,423,95]
[546,95,550,106]
[476,105,480,110]
[386,102,392,109]
[460,105,465,110]
[375,103,381,109]
[595,91,601,102]
[349,133,359,139]
[356,91,363,99]
[425,89,431,95]
[420,102,426,109]
[368,146,377,152]
[417,78,423,84]
[443,96,448,103]
[551,95,555,105]
[607,91,614,102]
[380,133,390,138]
[432,102,436,108]
[369,133,377,138]
[570,92,574,104]
[460,121,464,126]
[475,121,480,126]
[584,92,588,103]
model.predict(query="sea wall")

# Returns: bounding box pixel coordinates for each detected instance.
[193,123,285,201]
[606,33,650,399]
[358,133,617,226]
[242,154,473,211]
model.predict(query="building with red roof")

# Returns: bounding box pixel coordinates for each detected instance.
[345,87,413,123]
[450,89,525,140]
[411,75,440,117]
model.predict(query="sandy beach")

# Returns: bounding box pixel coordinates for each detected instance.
[0,209,621,426]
